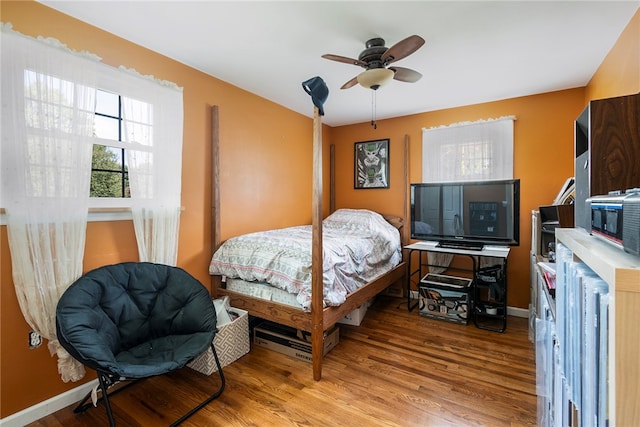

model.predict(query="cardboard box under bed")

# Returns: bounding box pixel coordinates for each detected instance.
[187,302,250,375]
[253,321,339,363]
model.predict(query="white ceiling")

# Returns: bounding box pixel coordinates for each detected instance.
[37,1,639,127]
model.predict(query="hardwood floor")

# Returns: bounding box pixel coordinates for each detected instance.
[29,295,537,426]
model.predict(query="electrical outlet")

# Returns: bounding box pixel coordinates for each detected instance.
[29,330,42,349]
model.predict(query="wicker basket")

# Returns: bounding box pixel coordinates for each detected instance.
[187,303,250,375]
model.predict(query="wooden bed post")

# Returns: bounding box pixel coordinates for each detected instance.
[311,107,324,381]
[404,134,410,245]
[211,105,221,294]
[330,144,335,214]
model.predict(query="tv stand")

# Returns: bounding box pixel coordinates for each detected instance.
[437,240,484,251]
[405,241,510,332]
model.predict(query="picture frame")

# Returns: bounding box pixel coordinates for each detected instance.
[354,139,390,189]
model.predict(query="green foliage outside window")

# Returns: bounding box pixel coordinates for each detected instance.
[90,144,129,197]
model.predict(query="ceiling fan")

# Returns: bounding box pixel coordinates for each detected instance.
[322,35,425,90]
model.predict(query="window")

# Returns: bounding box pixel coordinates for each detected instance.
[439,140,493,178]
[22,71,131,202]
[92,90,130,199]
[89,88,159,212]
[21,69,95,200]
[422,117,515,182]
[2,25,183,224]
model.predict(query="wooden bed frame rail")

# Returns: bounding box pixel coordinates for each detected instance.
[215,263,406,334]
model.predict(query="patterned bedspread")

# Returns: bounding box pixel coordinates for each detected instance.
[209,209,402,311]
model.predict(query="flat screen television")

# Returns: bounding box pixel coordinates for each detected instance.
[410,179,520,250]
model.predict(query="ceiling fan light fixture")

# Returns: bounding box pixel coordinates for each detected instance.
[357,68,394,90]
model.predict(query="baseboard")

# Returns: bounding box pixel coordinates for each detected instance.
[0,379,98,427]
[408,290,529,318]
[506,306,529,318]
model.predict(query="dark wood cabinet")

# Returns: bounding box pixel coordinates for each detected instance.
[590,93,640,196]
[574,92,639,229]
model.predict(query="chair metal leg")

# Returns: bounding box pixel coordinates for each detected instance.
[97,372,117,427]
[170,343,226,426]
[72,344,225,426]
[72,388,94,414]
[73,372,138,427]
[73,371,124,427]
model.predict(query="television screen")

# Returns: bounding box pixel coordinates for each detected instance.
[410,179,520,248]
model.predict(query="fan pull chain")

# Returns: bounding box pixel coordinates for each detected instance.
[370,90,377,129]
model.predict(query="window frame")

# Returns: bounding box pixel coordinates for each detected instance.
[89,89,132,207]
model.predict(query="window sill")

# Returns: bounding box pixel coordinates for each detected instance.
[1,207,185,225]
[88,208,133,222]
[0,208,132,225]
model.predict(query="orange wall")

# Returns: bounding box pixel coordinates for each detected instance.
[331,89,586,310]
[586,8,640,101]
[1,0,638,420]
[0,0,327,418]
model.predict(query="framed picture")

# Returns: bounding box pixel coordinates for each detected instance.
[354,139,390,189]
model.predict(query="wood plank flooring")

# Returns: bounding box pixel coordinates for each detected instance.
[29,295,537,426]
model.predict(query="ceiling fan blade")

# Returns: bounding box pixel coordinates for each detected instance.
[390,66,423,83]
[322,54,368,68]
[340,76,359,89]
[381,35,425,65]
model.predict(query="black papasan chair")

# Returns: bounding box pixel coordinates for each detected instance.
[56,262,225,427]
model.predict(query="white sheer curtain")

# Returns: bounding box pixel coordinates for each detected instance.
[1,23,184,382]
[120,77,184,265]
[422,117,515,271]
[422,117,514,182]
[1,25,97,382]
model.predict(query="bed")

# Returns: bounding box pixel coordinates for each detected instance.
[209,105,409,380]
[210,208,403,311]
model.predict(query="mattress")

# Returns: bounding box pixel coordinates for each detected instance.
[226,278,301,308]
